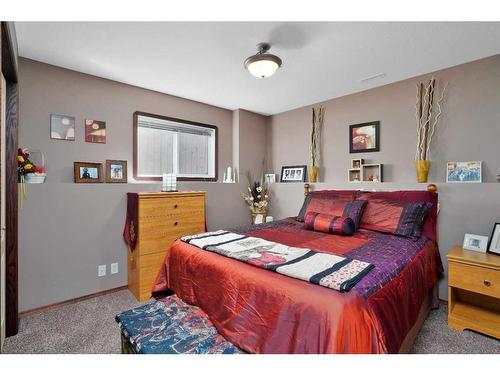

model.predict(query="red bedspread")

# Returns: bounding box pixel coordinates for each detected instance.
[152,218,442,354]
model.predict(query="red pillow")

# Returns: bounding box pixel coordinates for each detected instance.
[297,191,356,222]
[304,212,355,236]
[300,197,367,230]
[357,190,438,241]
[359,197,432,238]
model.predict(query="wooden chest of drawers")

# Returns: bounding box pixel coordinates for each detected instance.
[127,191,206,301]
[447,246,500,339]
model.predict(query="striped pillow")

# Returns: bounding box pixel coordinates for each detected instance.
[304,212,356,236]
[359,199,432,238]
[300,197,367,230]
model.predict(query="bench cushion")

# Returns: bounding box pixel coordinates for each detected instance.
[116,295,243,354]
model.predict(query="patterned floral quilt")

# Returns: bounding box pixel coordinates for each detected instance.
[115,295,243,354]
[181,230,374,292]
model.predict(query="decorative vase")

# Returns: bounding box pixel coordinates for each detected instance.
[416,160,430,183]
[309,165,318,183]
[251,209,267,224]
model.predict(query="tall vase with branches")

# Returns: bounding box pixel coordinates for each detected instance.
[414,77,447,183]
[310,107,324,183]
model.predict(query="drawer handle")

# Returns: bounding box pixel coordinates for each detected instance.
[174,221,178,226]
[483,280,491,287]
[174,204,178,209]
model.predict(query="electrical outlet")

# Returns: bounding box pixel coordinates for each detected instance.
[111,262,118,274]
[98,264,106,277]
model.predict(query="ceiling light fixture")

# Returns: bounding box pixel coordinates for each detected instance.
[244,43,282,78]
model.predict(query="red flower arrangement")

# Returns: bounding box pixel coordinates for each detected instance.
[18,148,44,180]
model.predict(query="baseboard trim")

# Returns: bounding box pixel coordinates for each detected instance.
[20,285,128,317]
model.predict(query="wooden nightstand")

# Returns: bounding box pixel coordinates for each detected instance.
[447,245,500,339]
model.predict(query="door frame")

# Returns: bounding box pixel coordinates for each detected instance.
[1,21,19,338]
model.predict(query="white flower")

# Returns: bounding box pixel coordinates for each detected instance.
[257,195,261,199]
[264,195,268,199]
[256,186,262,192]
[250,197,254,201]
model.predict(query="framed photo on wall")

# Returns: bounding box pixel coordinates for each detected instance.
[446,161,482,183]
[74,162,103,183]
[280,165,307,183]
[105,160,127,183]
[488,223,500,255]
[349,121,380,153]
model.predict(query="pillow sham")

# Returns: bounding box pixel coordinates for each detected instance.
[299,196,367,230]
[359,198,432,238]
[296,191,357,222]
[304,212,355,236]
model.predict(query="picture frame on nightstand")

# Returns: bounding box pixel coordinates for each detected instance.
[463,233,489,253]
[487,223,500,255]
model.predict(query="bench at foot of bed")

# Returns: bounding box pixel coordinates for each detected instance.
[115,295,244,354]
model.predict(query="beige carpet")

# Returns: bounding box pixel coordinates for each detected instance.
[3,289,499,354]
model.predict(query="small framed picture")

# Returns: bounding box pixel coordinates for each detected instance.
[349,121,380,153]
[50,114,75,141]
[74,162,103,183]
[85,119,106,144]
[446,161,482,183]
[463,233,489,253]
[264,173,276,184]
[105,160,127,183]
[280,165,307,183]
[487,223,500,255]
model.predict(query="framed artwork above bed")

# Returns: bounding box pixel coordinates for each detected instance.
[349,121,380,153]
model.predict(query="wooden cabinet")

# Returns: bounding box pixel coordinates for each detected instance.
[127,191,206,301]
[447,246,500,339]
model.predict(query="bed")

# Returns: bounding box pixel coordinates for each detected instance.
[152,185,443,354]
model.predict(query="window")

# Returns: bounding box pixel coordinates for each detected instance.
[133,112,217,181]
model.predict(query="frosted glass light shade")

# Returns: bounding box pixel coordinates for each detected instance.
[246,59,280,78]
[244,51,282,78]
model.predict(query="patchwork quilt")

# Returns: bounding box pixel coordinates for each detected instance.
[181,230,374,292]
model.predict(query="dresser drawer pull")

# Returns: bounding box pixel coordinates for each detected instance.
[174,221,178,226]
[174,204,178,209]
[483,280,491,287]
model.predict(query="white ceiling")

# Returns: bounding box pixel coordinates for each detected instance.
[15,22,500,115]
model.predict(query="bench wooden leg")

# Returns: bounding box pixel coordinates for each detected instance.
[121,332,136,354]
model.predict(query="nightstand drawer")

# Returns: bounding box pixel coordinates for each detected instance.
[449,261,500,298]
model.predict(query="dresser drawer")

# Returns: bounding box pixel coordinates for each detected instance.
[138,215,205,255]
[139,195,205,219]
[448,261,500,298]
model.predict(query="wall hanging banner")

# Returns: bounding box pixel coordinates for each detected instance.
[123,193,139,251]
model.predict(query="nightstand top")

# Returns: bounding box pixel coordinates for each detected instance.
[447,245,500,270]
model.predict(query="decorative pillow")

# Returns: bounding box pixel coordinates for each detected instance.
[297,191,358,222]
[357,190,438,241]
[359,198,432,238]
[304,212,355,236]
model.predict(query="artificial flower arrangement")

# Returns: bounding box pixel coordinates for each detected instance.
[242,172,270,220]
[18,148,45,180]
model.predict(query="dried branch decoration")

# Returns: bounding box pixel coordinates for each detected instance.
[311,107,324,166]
[415,77,448,160]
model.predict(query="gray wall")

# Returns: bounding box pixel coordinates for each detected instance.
[267,54,500,300]
[18,59,253,311]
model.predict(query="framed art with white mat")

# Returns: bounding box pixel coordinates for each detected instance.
[463,233,488,253]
